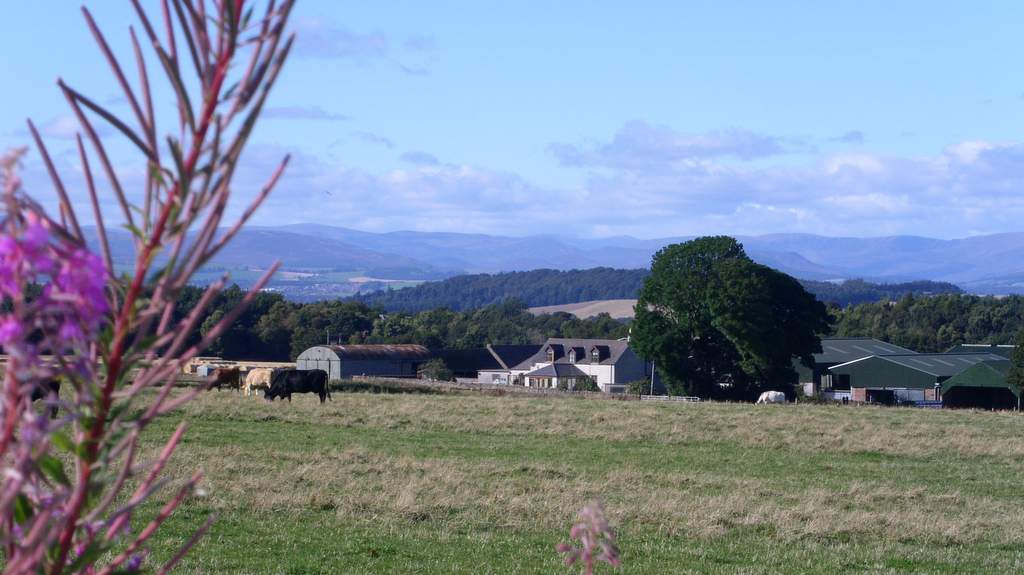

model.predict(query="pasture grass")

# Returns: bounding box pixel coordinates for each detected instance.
[134,390,1024,573]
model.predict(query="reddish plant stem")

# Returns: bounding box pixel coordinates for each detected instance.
[48,5,244,572]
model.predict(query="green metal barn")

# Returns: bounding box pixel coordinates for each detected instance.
[940,360,1020,410]
[828,352,1006,405]
[795,337,917,400]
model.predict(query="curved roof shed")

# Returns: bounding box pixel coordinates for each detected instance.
[297,344,432,381]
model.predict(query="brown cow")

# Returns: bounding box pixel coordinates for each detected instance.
[211,367,241,391]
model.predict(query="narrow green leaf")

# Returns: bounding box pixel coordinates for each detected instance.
[38,454,70,487]
[69,89,155,162]
[121,222,145,241]
[51,431,76,454]
[13,494,32,524]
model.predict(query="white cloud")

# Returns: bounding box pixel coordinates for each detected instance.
[17,122,1024,241]
[552,121,786,170]
[824,154,885,175]
[263,106,348,122]
[225,136,1024,238]
[293,19,389,60]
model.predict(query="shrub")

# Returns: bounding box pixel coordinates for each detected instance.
[574,376,600,393]
[418,358,454,381]
[626,379,652,395]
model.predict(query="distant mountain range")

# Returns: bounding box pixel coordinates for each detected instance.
[87,225,1024,296]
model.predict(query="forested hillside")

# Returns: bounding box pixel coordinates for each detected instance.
[356,268,648,312]
[832,293,1023,352]
[355,268,964,312]
[801,279,962,307]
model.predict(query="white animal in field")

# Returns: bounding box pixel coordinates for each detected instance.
[243,368,275,397]
[756,391,786,404]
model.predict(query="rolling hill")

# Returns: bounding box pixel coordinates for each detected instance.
[86,224,1024,298]
[356,269,962,313]
[250,225,1024,293]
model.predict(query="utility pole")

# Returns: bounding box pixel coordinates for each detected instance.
[326,328,330,345]
[650,360,656,395]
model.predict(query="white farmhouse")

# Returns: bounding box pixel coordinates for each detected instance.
[505,338,652,393]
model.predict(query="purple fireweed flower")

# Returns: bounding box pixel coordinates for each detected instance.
[22,219,48,253]
[0,235,17,260]
[58,321,83,342]
[0,315,23,344]
[54,248,108,324]
[19,411,49,444]
[557,502,621,574]
[126,551,147,571]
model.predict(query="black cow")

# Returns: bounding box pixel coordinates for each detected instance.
[31,379,61,419]
[265,369,331,403]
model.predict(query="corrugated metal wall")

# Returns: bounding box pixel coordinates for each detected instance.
[829,356,936,389]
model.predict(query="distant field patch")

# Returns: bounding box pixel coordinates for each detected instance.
[348,276,425,285]
[529,298,638,319]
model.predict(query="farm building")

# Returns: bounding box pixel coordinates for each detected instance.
[828,352,1006,405]
[505,338,652,393]
[940,360,1020,410]
[443,344,542,382]
[797,337,917,399]
[945,343,1015,358]
[296,344,432,381]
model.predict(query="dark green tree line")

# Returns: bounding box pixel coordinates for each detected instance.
[173,288,629,361]
[356,267,649,312]
[832,293,1024,352]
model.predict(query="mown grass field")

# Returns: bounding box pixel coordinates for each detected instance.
[135,389,1024,574]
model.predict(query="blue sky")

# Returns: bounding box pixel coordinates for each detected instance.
[2,1,1024,238]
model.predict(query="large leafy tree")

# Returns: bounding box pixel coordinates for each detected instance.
[1007,329,1024,392]
[631,236,831,399]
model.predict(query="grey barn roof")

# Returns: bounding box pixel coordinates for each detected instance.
[945,343,1015,358]
[439,348,502,374]
[831,352,1007,378]
[326,344,432,361]
[513,338,630,369]
[815,337,917,365]
[443,344,544,374]
[487,344,544,369]
[524,363,587,378]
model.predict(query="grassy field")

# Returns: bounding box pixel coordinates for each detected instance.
[133,389,1024,574]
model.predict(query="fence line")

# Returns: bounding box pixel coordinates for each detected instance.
[349,376,639,400]
[640,395,702,402]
